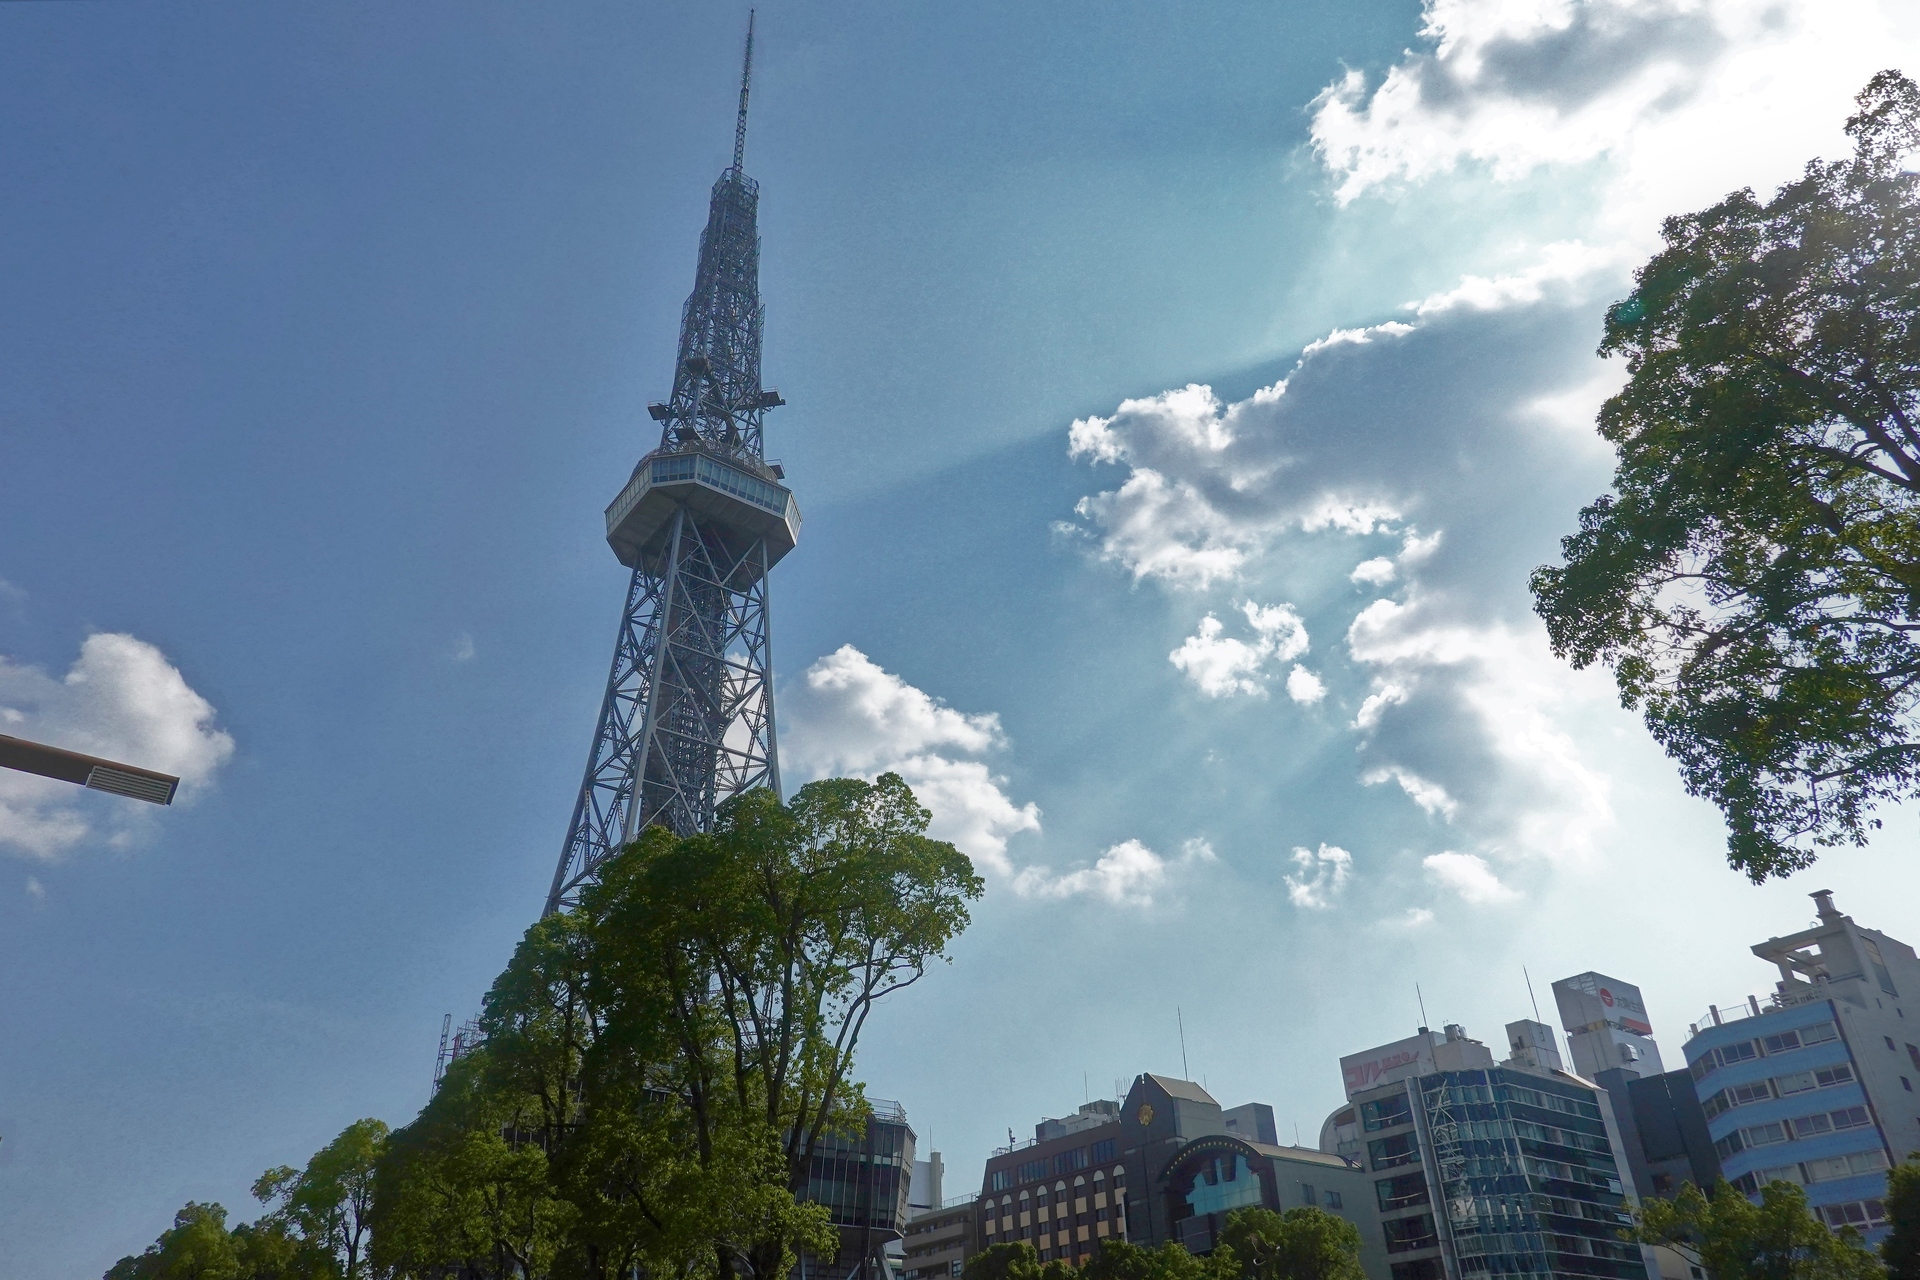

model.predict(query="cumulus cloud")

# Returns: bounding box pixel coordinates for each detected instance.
[0,634,235,861]
[1285,665,1327,705]
[1016,837,1217,907]
[1169,601,1309,698]
[1285,843,1353,909]
[1351,558,1397,586]
[1065,272,1632,901]
[452,633,476,662]
[1346,593,1612,859]
[1311,0,1905,206]
[25,874,45,906]
[1424,850,1519,904]
[1364,767,1459,821]
[782,646,1035,873]
[785,646,1213,906]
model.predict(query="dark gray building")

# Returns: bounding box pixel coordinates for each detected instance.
[804,1099,915,1280]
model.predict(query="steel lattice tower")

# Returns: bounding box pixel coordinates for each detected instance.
[546,15,798,917]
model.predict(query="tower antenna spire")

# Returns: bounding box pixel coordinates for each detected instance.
[733,11,755,173]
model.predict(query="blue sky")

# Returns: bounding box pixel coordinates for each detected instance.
[5,1,1920,1273]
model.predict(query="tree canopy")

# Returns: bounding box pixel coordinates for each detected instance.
[1885,1152,1920,1280]
[1531,71,1920,879]
[104,1117,388,1280]
[961,1209,1366,1280]
[1635,1180,1884,1280]
[369,773,981,1280]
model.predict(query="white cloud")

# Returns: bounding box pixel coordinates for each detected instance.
[452,633,476,662]
[1385,906,1436,930]
[1017,837,1216,907]
[1354,682,1409,731]
[25,874,44,906]
[783,646,1033,874]
[1351,557,1397,586]
[1310,0,1904,207]
[1345,593,1614,860]
[785,648,1212,907]
[1169,601,1309,698]
[1286,665,1327,705]
[787,644,1005,775]
[1364,767,1459,821]
[1301,320,1416,356]
[882,754,1042,876]
[0,634,235,861]
[1285,843,1354,909]
[1424,850,1519,904]
[1407,242,1626,317]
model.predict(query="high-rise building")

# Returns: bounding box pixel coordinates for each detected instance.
[1325,1024,1651,1280]
[1679,890,1920,1241]
[1544,973,1719,1205]
[545,13,797,918]
[804,1099,917,1279]
[1554,974,1664,1080]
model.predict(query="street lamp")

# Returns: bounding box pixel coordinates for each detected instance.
[0,733,179,805]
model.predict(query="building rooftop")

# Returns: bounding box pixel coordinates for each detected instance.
[1144,1073,1219,1105]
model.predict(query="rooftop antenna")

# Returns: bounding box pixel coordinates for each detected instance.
[732,11,755,173]
[1416,983,1430,1030]
[1524,966,1542,1023]
[1178,1007,1190,1078]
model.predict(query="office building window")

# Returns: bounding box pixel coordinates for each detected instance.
[1091,1139,1116,1163]
[1326,1191,1343,1210]
[1908,1044,1920,1071]
[1906,1077,1914,1092]
[1888,1037,1899,1052]
[1370,1132,1419,1170]
[1383,1214,1440,1254]
[1391,1260,1443,1280]
[1301,1183,1317,1205]
[1363,1094,1414,1131]
[1820,1201,1889,1230]
[1377,1173,1430,1211]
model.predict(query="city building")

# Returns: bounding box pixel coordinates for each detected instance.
[902,1200,977,1280]
[803,1099,917,1280]
[1679,890,1920,1241]
[979,1099,1128,1264]
[978,1076,1385,1278]
[1542,975,1720,1203]
[1324,1024,1651,1280]
[1614,1070,1720,1200]
[1554,975,1664,1080]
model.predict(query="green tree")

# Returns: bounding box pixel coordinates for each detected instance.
[1077,1238,1228,1280]
[965,1243,1044,1280]
[1886,1152,1920,1280]
[580,774,981,1280]
[254,1118,389,1279]
[1530,70,1920,879]
[369,773,977,1280]
[105,1202,240,1280]
[368,1050,577,1280]
[1216,1206,1367,1280]
[1636,1180,1884,1280]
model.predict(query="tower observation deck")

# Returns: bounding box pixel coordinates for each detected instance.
[546,15,796,916]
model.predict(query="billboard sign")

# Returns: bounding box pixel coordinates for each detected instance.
[1552,972,1654,1037]
[1340,1033,1437,1098]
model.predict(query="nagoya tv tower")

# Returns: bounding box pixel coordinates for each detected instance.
[545,15,797,917]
